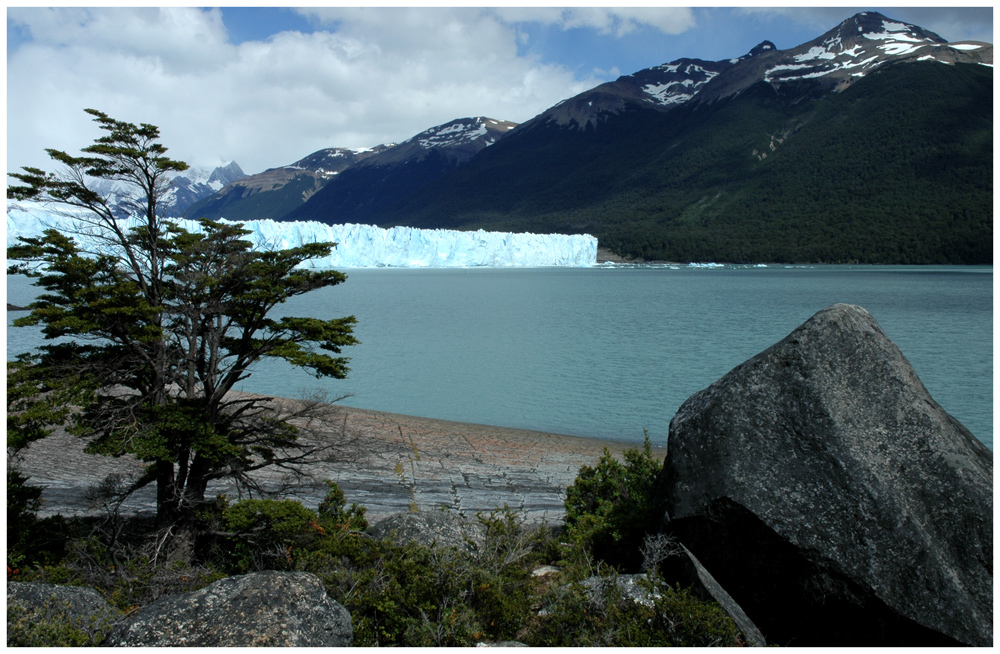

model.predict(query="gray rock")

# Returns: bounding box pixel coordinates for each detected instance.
[659,545,766,647]
[367,510,484,552]
[7,581,120,644]
[578,573,664,608]
[538,573,663,618]
[656,304,992,646]
[105,571,352,647]
[531,565,560,577]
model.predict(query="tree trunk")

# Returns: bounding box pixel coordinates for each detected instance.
[155,459,180,527]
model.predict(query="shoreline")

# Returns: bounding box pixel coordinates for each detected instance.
[17,402,668,524]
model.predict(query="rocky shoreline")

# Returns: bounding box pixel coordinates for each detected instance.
[16,402,663,525]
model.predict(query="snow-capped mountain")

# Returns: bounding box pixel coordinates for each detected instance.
[215,117,517,224]
[359,116,517,167]
[183,146,393,222]
[696,11,992,102]
[522,12,990,133]
[7,200,596,268]
[372,11,991,265]
[161,161,246,216]
[529,42,777,131]
[185,117,516,224]
[98,11,989,265]
[288,146,393,180]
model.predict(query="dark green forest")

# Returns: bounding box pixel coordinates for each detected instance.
[384,61,992,264]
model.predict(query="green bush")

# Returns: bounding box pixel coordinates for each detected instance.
[27,534,224,613]
[301,507,540,647]
[317,480,369,532]
[522,572,742,646]
[221,498,324,573]
[216,481,368,573]
[562,432,663,571]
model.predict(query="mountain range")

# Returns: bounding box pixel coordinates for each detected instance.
[161,161,246,217]
[183,12,993,264]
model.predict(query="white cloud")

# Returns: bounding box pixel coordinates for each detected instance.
[492,7,696,37]
[7,7,601,176]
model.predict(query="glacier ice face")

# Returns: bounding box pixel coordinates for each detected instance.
[6,201,597,268]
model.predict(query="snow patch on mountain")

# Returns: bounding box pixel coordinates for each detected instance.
[411,118,498,149]
[757,12,988,86]
[160,161,246,216]
[639,61,724,106]
[794,46,838,62]
[7,201,597,269]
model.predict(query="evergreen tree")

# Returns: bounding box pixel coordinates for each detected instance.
[8,109,358,526]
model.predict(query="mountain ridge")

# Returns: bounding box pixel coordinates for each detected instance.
[161,161,246,217]
[184,11,992,264]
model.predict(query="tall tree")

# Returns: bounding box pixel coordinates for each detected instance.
[8,109,359,525]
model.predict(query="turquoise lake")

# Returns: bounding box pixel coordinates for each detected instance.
[6,265,993,450]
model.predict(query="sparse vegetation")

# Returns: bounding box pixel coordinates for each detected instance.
[7,440,747,647]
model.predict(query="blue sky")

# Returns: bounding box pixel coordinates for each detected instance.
[7,6,993,176]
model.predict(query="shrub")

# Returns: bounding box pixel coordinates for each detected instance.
[6,467,747,647]
[317,480,369,532]
[221,498,324,573]
[213,481,364,573]
[28,530,223,613]
[523,571,743,647]
[301,507,542,647]
[562,432,663,571]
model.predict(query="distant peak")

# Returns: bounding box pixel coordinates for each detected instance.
[404,116,518,150]
[748,41,777,57]
[831,11,946,45]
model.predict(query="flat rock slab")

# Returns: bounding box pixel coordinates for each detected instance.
[17,405,662,524]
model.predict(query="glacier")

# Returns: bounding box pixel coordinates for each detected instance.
[6,201,597,268]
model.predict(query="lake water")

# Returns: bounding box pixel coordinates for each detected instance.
[7,265,993,450]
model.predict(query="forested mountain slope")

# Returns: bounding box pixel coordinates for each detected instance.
[382,61,992,264]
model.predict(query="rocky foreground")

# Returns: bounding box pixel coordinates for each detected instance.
[10,303,992,647]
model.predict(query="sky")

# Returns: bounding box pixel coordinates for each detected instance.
[6,5,994,177]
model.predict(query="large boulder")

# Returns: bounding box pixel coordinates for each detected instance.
[105,571,352,646]
[655,304,992,646]
[7,582,120,646]
[7,581,118,621]
[367,510,484,552]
